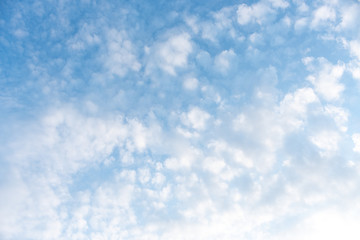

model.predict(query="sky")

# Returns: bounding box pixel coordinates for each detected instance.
[1,0,360,239]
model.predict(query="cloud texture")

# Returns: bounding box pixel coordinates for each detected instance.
[2,0,360,239]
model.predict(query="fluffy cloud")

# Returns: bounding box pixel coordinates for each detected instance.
[352,133,360,153]
[214,49,236,74]
[183,77,199,90]
[304,57,345,101]
[104,29,141,77]
[310,130,341,156]
[237,2,274,25]
[146,32,192,75]
[181,107,211,131]
[311,5,336,29]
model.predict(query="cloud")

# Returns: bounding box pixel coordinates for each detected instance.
[237,2,274,25]
[310,130,341,156]
[268,0,289,9]
[103,29,141,77]
[67,23,100,50]
[214,49,236,74]
[352,133,360,153]
[279,87,318,130]
[336,4,360,31]
[324,105,348,132]
[304,57,345,101]
[183,77,199,90]
[276,209,360,240]
[181,107,211,131]
[311,5,336,29]
[146,32,192,76]
[236,0,288,26]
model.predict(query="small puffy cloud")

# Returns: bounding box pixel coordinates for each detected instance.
[207,140,253,168]
[337,4,360,31]
[237,4,253,25]
[181,107,211,131]
[324,105,348,132]
[104,29,141,77]
[203,157,226,174]
[164,147,201,170]
[348,40,360,61]
[214,49,236,73]
[304,57,345,102]
[138,168,151,184]
[237,0,287,26]
[183,77,199,90]
[249,32,264,45]
[198,6,240,43]
[237,2,274,25]
[310,130,340,156]
[311,5,336,29]
[268,0,289,9]
[129,120,148,152]
[294,17,308,32]
[293,0,309,12]
[151,172,166,186]
[279,87,318,130]
[352,133,360,153]
[147,32,192,75]
[347,61,360,80]
[13,28,28,38]
[67,23,100,50]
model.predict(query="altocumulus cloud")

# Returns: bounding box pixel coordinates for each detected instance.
[2,0,360,239]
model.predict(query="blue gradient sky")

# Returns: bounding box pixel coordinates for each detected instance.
[2,0,360,239]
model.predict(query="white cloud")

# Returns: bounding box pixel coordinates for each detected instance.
[352,133,360,153]
[324,105,348,132]
[279,87,318,130]
[347,61,360,80]
[207,140,253,168]
[13,28,28,38]
[138,168,151,184]
[349,40,360,61]
[249,32,263,45]
[310,130,340,156]
[147,32,192,75]
[85,171,136,239]
[165,146,201,170]
[0,106,164,239]
[104,29,141,77]
[183,77,199,90]
[311,5,336,29]
[294,17,308,32]
[232,86,318,171]
[337,4,360,31]
[237,1,281,26]
[181,107,211,131]
[268,0,289,9]
[277,209,360,240]
[203,157,226,174]
[198,6,240,43]
[67,23,100,50]
[293,0,309,12]
[304,57,345,101]
[214,49,236,73]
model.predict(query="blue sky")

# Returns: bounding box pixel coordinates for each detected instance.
[2,0,360,239]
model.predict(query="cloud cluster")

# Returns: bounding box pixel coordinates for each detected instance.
[2,0,360,239]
